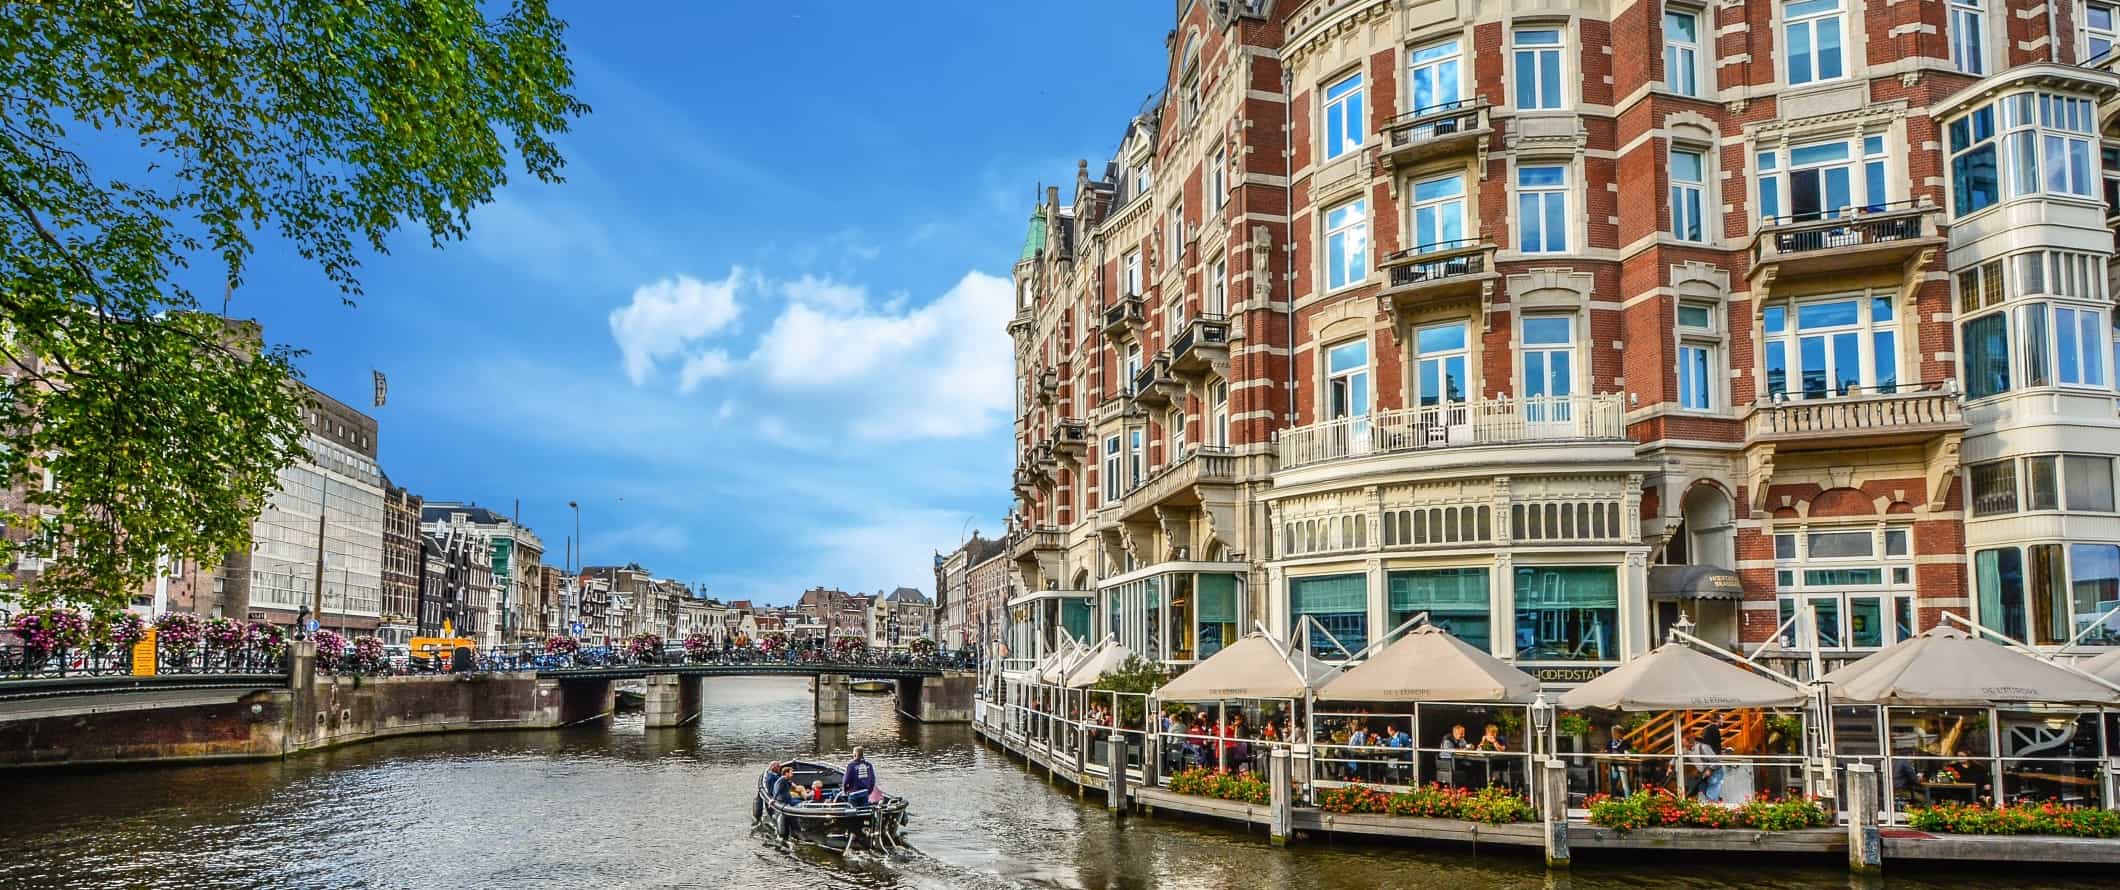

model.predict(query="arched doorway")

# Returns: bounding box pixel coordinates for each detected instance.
[1651,482,1741,648]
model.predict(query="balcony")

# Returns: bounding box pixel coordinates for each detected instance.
[1033,441,1058,471]
[1276,394,1628,470]
[1036,368,1058,405]
[1101,295,1145,340]
[1007,526,1064,562]
[1748,200,1944,299]
[1377,240,1498,321]
[1051,418,1089,459]
[1118,447,1238,521]
[1378,98,1491,169]
[1007,308,1032,337]
[1745,384,1966,451]
[1130,354,1179,407]
[1169,315,1231,379]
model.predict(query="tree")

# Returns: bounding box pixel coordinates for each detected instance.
[0,2,587,620]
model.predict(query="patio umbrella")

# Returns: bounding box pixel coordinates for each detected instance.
[1317,625,1540,703]
[1037,640,1085,685]
[1818,626,2120,706]
[1153,633,1340,701]
[1559,642,1805,711]
[2080,648,2120,684]
[1063,640,1139,688]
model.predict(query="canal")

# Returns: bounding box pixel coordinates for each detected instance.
[0,677,2098,889]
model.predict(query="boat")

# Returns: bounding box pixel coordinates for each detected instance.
[849,680,891,694]
[753,759,910,853]
[614,683,645,710]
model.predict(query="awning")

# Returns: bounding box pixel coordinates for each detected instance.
[1559,642,1806,711]
[1819,626,2120,707]
[1063,640,1139,688]
[1318,625,1540,703]
[1037,640,1087,685]
[1647,565,1744,601]
[1153,634,1341,701]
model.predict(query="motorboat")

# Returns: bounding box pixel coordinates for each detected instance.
[753,759,909,852]
[849,679,891,694]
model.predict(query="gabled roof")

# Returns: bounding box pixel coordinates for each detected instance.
[886,586,930,605]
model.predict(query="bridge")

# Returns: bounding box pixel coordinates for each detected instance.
[0,643,978,767]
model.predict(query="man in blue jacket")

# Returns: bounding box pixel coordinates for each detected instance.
[840,746,877,803]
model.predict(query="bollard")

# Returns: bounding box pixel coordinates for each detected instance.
[1269,746,1293,846]
[1290,744,1312,806]
[1541,758,1570,869]
[1107,734,1130,813]
[1846,762,1883,873]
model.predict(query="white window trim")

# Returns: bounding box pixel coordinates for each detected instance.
[1508,25,1571,111]
[1511,161,1573,256]
[1323,197,1370,292]
[1675,301,1726,413]
[1780,0,1852,88]
[1662,6,1706,98]
[1321,69,1365,162]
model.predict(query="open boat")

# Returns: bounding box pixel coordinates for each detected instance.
[849,679,892,694]
[753,759,910,853]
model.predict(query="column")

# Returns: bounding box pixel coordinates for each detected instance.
[813,673,850,726]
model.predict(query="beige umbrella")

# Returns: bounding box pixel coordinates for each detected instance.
[1318,625,1540,703]
[1037,640,1085,685]
[1063,640,1138,688]
[2080,648,2120,684]
[1819,626,2120,706]
[1559,642,1805,711]
[1153,633,1340,700]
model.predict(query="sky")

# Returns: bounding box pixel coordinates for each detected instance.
[204,3,1174,605]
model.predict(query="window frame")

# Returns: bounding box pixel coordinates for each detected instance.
[1663,7,1704,97]
[1947,0,1988,75]
[1407,37,1465,114]
[1772,523,1918,651]
[1511,27,1567,111]
[1322,70,1366,162]
[1783,0,1849,87]
[1677,301,1721,411]
[1760,293,1901,401]
[1324,197,1370,291]
[1516,164,1570,254]
[1670,147,1709,242]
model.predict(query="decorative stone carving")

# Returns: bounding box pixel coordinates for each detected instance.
[1926,434,1962,514]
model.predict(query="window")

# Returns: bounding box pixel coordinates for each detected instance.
[1961,309,2012,398]
[1103,435,1121,500]
[1521,315,1576,415]
[1784,0,1846,86]
[1134,164,1152,197]
[1290,574,1368,654]
[2054,304,2107,387]
[1125,343,1142,383]
[2091,1,2120,60]
[1128,428,1145,488]
[1773,525,1918,649]
[1513,29,1564,109]
[1513,566,1618,661]
[1326,339,1370,422]
[1517,165,1568,253]
[1123,249,1143,296]
[1210,381,1230,448]
[1208,253,1228,315]
[1970,459,2019,516]
[1409,39,1463,112]
[1758,137,1888,223]
[1212,147,1228,208]
[1670,149,1707,241]
[1322,71,1364,161]
[1414,322,1469,407]
[1665,9,1702,96]
[1948,0,1986,75]
[1168,206,1185,265]
[1324,198,1369,290]
[2066,455,2115,511]
[1959,249,2109,399]
[1678,303,1718,410]
[1389,569,1491,651]
[1761,295,1898,399]
[1977,544,2120,646]
[1410,173,1467,251]
[1948,92,2097,218]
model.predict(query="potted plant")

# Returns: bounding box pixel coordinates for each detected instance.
[12,607,88,671]
[155,612,203,668]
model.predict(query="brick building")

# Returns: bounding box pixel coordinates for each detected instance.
[1007,0,2120,678]
[380,480,424,645]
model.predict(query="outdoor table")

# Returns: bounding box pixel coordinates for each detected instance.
[1919,781,1977,804]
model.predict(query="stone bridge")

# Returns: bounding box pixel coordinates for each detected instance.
[0,645,976,768]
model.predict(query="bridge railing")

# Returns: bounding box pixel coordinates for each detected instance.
[0,643,287,682]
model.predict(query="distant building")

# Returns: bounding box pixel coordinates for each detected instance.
[937,534,1006,649]
[226,383,385,634]
[421,503,543,646]
[380,480,424,646]
[881,586,934,646]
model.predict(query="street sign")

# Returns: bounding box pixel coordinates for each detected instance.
[305,618,320,633]
[570,622,585,636]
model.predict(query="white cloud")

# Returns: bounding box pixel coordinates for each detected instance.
[715,399,738,421]
[608,271,747,385]
[676,349,734,393]
[778,275,868,313]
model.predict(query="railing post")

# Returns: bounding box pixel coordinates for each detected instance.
[1846,761,1883,873]
[1108,733,1130,813]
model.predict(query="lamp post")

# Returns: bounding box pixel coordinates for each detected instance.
[1530,692,1554,758]
[568,500,580,574]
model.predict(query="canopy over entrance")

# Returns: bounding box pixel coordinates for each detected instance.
[1559,642,1805,711]
[1318,626,1540,703]
[1819,626,2120,706]
[1646,565,1744,601]
[1153,634,1340,700]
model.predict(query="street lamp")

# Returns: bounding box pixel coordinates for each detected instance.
[567,500,580,574]
[1530,692,1554,758]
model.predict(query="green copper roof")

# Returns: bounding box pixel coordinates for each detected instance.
[1019,207,1046,262]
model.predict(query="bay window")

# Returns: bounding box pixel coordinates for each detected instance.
[1784,0,1847,86]
[1409,39,1463,113]
[1325,198,1369,290]
[1411,173,1467,251]
[1670,149,1707,241]
[1665,9,1702,96]
[1389,568,1491,651]
[1948,92,2098,219]
[1978,543,2120,646]
[1969,454,2119,517]
[1513,565,1618,662]
[1513,29,1564,110]
[1517,165,1569,253]
[1323,71,1365,161]
[1957,249,2111,399]
[1773,525,1917,649]
[1760,295,1899,400]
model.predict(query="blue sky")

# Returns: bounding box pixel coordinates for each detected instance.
[212,3,1172,604]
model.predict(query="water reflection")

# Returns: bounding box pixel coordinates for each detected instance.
[0,677,2102,889]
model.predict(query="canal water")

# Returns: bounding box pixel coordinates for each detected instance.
[0,677,2098,889]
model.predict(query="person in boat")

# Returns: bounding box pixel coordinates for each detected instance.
[807,780,827,802]
[840,746,877,803]
[779,766,805,804]
[764,761,786,801]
